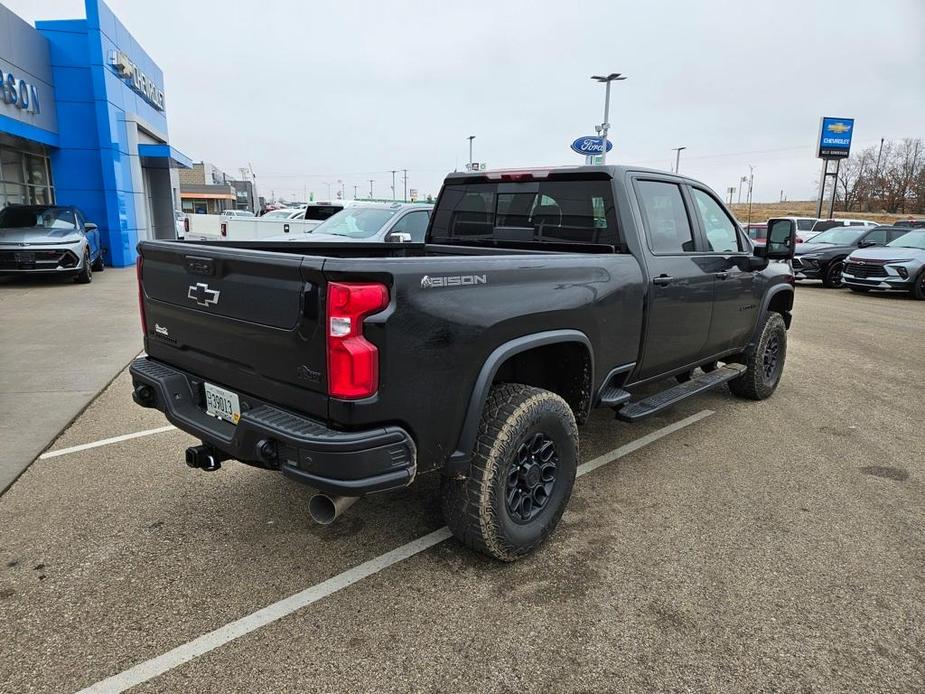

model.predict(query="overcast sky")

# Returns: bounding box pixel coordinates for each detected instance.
[10,0,925,203]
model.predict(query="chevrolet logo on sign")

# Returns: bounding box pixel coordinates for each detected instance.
[826,122,852,134]
[187,282,220,307]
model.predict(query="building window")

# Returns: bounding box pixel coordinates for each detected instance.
[0,143,54,208]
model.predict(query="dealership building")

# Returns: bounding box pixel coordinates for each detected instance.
[0,0,190,267]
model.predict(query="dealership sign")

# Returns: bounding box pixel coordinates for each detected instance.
[109,50,165,111]
[0,70,40,115]
[817,117,854,159]
[570,136,612,155]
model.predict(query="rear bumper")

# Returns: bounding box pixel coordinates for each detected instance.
[129,357,416,496]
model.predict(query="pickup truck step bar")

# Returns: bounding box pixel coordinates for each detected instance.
[598,384,632,408]
[616,364,747,422]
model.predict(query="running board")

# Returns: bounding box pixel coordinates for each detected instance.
[616,364,746,422]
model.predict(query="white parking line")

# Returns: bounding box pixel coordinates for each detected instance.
[76,409,714,694]
[39,425,176,460]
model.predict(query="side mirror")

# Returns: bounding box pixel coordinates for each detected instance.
[764,218,796,260]
[84,222,98,231]
[386,231,412,243]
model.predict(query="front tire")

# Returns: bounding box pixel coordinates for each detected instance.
[75,248,92,284]
[913,269,925,301]
[728,313,787,400]
[441,384,578,562]
[822,259,844,288]
[91,252,105,272]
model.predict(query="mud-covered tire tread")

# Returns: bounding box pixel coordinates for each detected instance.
[728,312,787,401]
[440,384,577,562]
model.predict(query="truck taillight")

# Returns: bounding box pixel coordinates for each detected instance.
[136,255,147,335]
[326,282,389,399]
[183,217,190,233]
[220,222,227,237]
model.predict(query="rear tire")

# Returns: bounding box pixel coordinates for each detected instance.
[913,269,925,301]
[728,313,787,400]
[441,384,578,562]
[822,260,844,288]
[75,248,92,284]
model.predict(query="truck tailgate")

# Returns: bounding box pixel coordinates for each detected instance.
[139,242,329,420]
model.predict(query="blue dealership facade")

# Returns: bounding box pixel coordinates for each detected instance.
[0,0,189,266]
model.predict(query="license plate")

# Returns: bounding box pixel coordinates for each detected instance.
[14,252,35,264]
[204,382,241,424]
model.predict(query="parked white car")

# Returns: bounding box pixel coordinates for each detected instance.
[260,208,304,220]
[221,209,255,218]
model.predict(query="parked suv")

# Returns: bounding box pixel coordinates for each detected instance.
[0,204,104,283]
[842,228,925,299]
[792,225,909,288]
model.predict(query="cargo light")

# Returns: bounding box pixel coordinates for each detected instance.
[136,255,147,335]
[220,222,227,237]
[326,282,389,399]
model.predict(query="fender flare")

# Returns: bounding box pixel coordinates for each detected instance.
[444,329,593,476]
[749,283,794,347]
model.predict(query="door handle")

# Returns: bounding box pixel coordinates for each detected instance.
[715,271,729,280]
[652,274,674,287]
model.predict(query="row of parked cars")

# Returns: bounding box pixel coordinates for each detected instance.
[741,216,925,299]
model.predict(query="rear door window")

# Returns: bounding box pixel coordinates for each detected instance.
[635,180,696,254]
[429,180,621,248]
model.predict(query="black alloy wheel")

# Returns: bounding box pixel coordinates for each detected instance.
[506,432,558,523]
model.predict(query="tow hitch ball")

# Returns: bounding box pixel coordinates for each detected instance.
[185,444,227,472]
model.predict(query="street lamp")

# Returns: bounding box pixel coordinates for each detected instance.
[672,146,687,173]
[590,73,626,165]
[467,135,475,170]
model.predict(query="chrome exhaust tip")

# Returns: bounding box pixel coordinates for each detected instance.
[308,494,358,525]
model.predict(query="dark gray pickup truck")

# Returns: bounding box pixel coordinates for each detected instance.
[130,165,797,561]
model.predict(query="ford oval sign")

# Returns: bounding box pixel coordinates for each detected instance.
[570,136,613,155]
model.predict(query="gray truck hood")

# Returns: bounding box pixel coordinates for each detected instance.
[0,227,82,246]
[847,246,925,262]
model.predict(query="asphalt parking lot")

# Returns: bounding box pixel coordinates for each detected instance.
[1,286,923,693]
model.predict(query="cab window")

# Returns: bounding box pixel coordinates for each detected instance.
[636,180,696,254]
[691,188,741,252]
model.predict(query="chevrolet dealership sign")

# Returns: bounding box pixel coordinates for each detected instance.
[109,50,165,111]
[0,70,40,115]
[817,117,854,159]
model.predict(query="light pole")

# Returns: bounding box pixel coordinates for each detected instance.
[746,165,755,225]
[391,170,397,200]
[368,179,374,198]
[738,176,747,204]
[353,185,358,199]
[337,179,344,200]
[591,73,626,165]
[467,136,475,169]
[672,146,687,173]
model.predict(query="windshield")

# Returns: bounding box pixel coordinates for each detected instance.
[887,230,925,249]
[805,227,865,245]
[796,219,815,231]
[262,209,295,219]
[311,208,397,238]
[0,206,77,231]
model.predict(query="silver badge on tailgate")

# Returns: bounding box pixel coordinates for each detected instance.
[187,282,221,307]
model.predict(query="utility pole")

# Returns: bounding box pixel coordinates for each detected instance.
[738,176,747,204]
[467,136,475,169]
[402,169,408,202]
[872,137,885,210]
[746,165,755,226]
[390,170,397,200]
[671,146,687,173]
[353,185,358,199]
[591,73,626,165]
[368,179,374,198]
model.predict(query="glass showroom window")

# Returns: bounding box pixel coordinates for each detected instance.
[0,146,54,207]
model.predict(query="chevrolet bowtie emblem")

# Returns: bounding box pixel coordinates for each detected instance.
[187,282,220,307]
